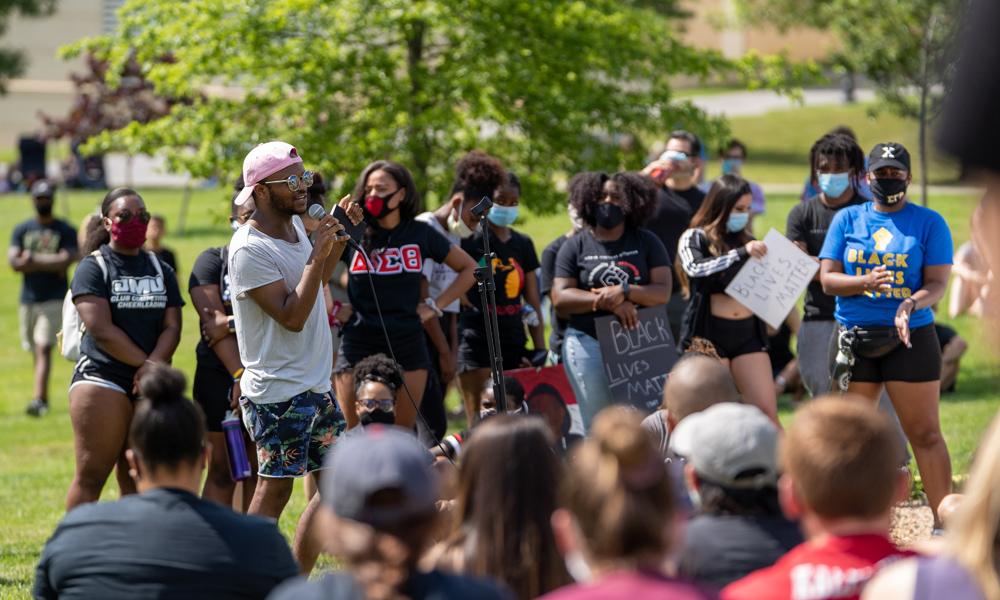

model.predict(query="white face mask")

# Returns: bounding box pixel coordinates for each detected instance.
[563,550,594,584]
[447,207,474,238]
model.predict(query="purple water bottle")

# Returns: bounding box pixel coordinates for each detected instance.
[222,410,251,481]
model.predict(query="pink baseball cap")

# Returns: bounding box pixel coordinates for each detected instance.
[233,141,304,206]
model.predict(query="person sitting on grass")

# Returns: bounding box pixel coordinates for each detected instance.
[722,396,915,600]
[33,364,297,600]
[671,403,803,589]
[640,354,740,460]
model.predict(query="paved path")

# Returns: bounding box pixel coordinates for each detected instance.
[688,88,877,118]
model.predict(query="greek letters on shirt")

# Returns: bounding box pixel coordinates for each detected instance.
[110,274,169,309]
[349,244,424,275]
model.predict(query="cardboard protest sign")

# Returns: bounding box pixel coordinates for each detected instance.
[594,305,679,413]
[725,228,819,329]
[506,365,584,446]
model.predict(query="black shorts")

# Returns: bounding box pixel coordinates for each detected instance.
[70,356,138,402]
[704,315,768,359]
[334,322,431,374]
[849,324,942,383]
[193,363,232,432]
[457,322,528,372]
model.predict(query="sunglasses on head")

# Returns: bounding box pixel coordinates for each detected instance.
[111,209,152,224]
[263,170,314,192]
[358,397,394,412]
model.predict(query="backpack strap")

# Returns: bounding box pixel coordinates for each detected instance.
[91,249,109,285]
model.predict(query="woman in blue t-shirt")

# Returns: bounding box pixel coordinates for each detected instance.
[333,161,477,430]
[552,172,671,430]
[820,142,954,525]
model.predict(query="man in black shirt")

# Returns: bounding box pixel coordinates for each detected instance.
[785,133,867,397]
[8,180,78,416]
[641,130,706,338]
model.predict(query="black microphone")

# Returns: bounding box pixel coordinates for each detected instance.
[308,203,363,250]
[470,196,492,217]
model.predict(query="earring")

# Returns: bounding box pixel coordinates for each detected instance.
[129,469,139,480]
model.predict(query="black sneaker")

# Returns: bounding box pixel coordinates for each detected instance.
[26,398,49,417]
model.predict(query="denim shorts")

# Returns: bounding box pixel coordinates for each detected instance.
[240,390,346,478]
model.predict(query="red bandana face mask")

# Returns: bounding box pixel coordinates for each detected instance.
[111,219,148,249]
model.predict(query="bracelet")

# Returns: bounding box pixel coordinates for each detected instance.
[621,279,631,300]
[231,367,244,382]
[227,316,236,333]
[903,297,917,311]
[425,297,444,318]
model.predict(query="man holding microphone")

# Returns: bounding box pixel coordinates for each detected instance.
[228,141,349,569]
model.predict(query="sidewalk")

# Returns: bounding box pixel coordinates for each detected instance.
[688,88,877,118]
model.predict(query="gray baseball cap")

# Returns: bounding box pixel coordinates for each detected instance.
[30,180,54,198]
[669,403,779,489]
[322,425,438,528]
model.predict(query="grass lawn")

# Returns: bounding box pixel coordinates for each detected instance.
[0,185,996,597]
[702,103,963,187]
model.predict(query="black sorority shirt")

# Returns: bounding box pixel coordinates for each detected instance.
[10,218,78,303]
[643,186,703,292]
[71,245,184,379]
[343,219,454,335]
[460,228,540,346]
[785,193,867,321]
[188,246,232,371]
[554,227,670,338]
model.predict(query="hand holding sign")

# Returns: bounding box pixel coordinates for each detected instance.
[725,229,819,329]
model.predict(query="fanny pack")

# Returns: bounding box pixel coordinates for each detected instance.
[831,326,901,391]
[850,326,902,359]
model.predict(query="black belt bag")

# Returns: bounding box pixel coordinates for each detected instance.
[832,326,901,391]
[850,326,902,359]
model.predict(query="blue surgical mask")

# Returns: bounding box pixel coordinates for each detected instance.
[726,211,749,233]
[721,158,742,175]
[487,204,518,227]
[817,172,851,198]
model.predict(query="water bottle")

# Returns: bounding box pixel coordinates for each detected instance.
[222,410,252,481]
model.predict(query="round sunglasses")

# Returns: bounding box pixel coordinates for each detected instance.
[263,170,314,192]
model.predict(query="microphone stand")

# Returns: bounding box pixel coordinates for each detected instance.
[470,196,507,415]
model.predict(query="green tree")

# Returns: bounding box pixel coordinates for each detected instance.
[68,0,811,210]
[737,0,962,205]
[0,0,59,93]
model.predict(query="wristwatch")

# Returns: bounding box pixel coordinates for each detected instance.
[621,279,631,300]
[425,297,444,318]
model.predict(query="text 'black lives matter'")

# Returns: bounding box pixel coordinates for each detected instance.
[594,305,679,413]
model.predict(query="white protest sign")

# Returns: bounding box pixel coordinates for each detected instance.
[725,228,819,329]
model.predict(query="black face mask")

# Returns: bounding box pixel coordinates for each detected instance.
[870,178,908,206]
[595,203,625,229]
[35,203,53,217]
[359,409,395,427]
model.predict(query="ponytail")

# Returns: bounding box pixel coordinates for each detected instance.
[129,364,206,469]
[561,407,674,565]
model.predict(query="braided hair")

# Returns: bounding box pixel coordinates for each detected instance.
[808,133,866,187]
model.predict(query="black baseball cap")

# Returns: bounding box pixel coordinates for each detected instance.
[30,180,55,199]
[868,142,911,172]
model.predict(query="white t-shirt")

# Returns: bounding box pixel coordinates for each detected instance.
[228,216,332,404]
[415,211,460,314]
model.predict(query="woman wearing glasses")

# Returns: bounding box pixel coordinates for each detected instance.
[334,161,477,430]
[66,187,184,509]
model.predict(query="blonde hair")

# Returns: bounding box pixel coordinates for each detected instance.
[561,407,673,567]
[946,413,1000,600]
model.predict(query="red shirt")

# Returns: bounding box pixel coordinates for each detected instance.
[721,534,916,600]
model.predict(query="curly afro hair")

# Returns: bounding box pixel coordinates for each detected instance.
[452,150,506,201]
[353,353,404,393]
[568,171,657,230]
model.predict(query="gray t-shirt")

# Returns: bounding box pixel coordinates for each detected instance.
[415,211,460,314]
[641,409,671,460]
[229,216,332,403]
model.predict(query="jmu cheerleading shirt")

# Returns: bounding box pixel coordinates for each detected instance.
[820,202,952,329]
[343,219,454,335]
[71,245,184,377]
